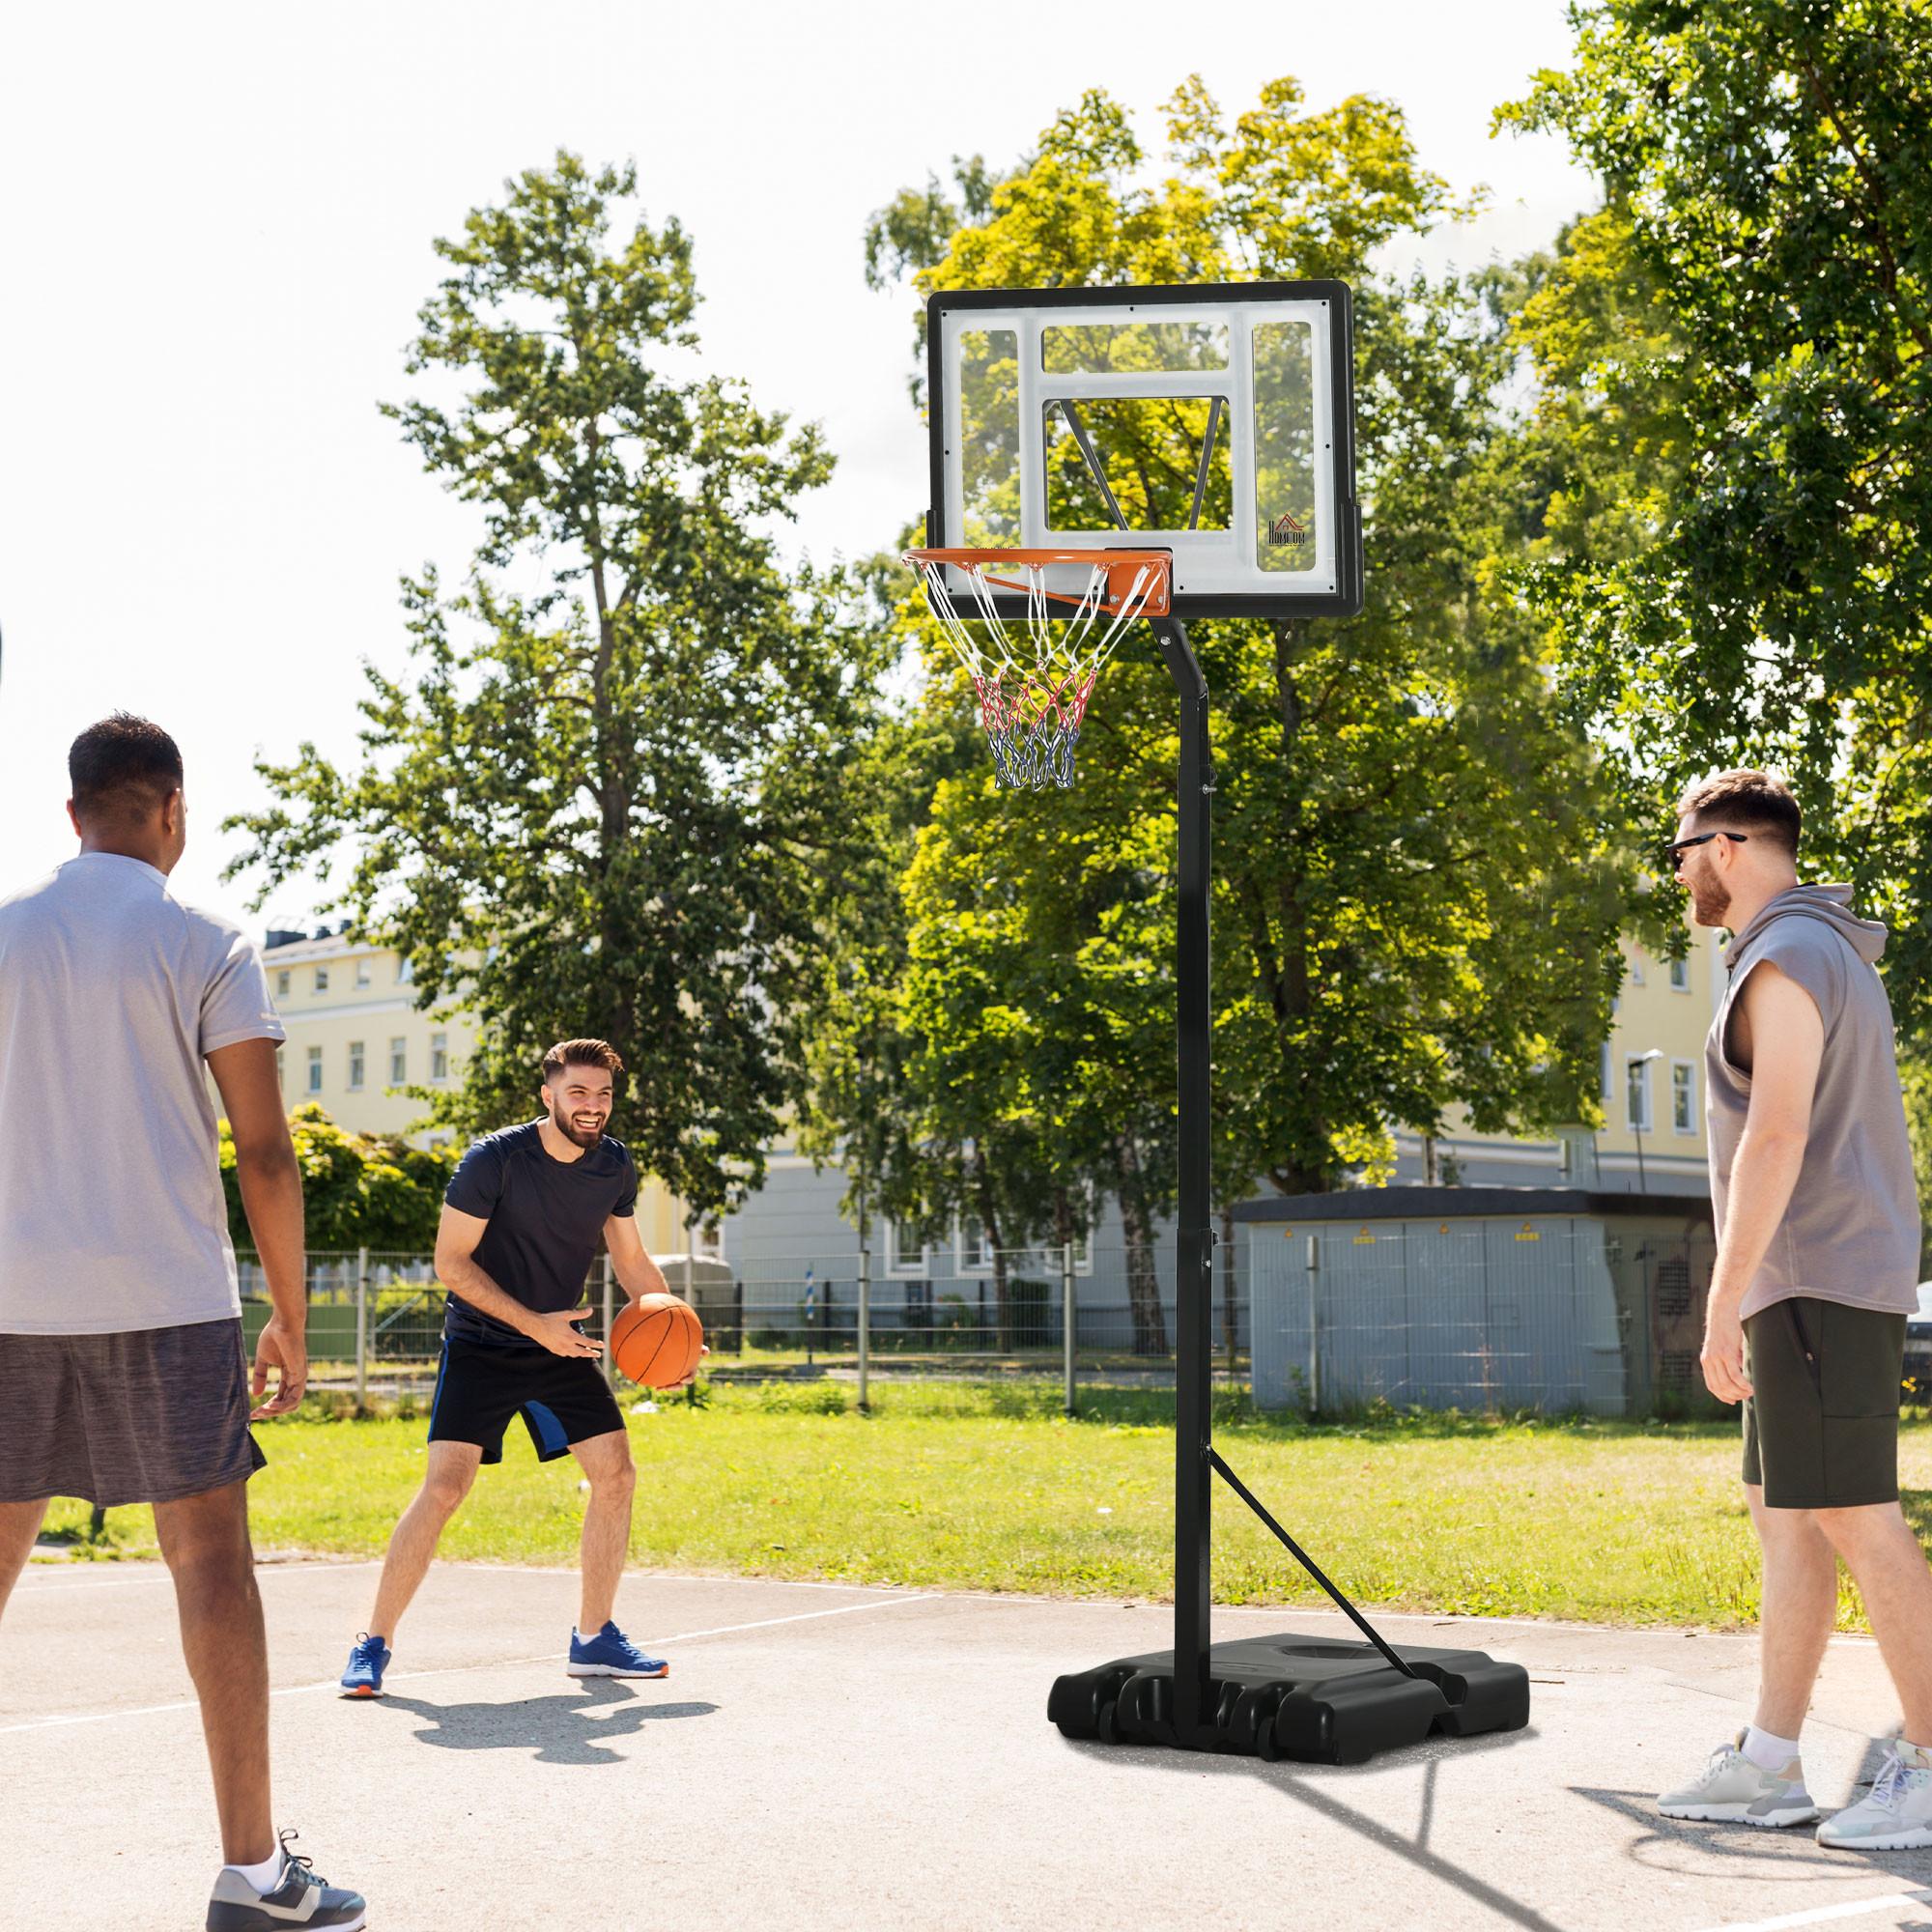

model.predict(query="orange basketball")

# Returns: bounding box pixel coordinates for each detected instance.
[610,1293,704,1389]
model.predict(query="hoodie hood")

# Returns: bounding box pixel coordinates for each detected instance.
[1726,882,1888,970]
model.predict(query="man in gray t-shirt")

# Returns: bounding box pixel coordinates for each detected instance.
[1655,769,1932,1855]
[0,715,364,1927]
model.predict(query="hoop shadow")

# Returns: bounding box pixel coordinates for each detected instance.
[379,1681,718,1766]
[1067,1725,1567,1932]
[1574,1731,1932,1889]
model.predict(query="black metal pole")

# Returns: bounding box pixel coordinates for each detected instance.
[1150,615,1213,1746]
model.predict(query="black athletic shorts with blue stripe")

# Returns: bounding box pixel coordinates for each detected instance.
[426,1336,625,1464]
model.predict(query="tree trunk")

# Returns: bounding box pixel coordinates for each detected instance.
[970,1143,1009,1352]
[1112,1134,1168,1357]
[1258,617,1326,1193]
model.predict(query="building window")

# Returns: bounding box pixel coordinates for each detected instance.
[396,956,414,984]
[306,1046,324,1095]
[390,1037,408,1085]
[1626,950,1644,987]
[957,1220,987,1272]
[884,1221,930,1276]
[1673,1062,1696,1134]
[1626,1057,1654,1132]
[1669,956,1690,992]
[347,1041,365,1091]
[696,1222,723,1261]
[275,969,291,997]
[355,958,372,988]
[314,966,329,993]
[430,1031,449,1083]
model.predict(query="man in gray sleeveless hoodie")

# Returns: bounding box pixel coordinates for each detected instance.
[1654,771,1932,1850]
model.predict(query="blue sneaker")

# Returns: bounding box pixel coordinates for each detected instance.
[568,1621,668,1679]
[338,1633,390,1698]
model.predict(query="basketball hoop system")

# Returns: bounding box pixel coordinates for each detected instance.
[902,547,1171,790]
[900,281,1526,1768]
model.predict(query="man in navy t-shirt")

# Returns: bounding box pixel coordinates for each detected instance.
[337,1038,694,1695]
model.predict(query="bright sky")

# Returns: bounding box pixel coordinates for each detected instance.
[0,0,1594,938]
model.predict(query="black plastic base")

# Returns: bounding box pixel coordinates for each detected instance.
[1049,1634,1531,1764]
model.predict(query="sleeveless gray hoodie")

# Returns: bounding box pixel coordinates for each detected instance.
[1706,882,1921,1320]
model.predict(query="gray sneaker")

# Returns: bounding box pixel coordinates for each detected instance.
[1659,1729,1820,1829]
[206,1832,366,1930]
[1817,1743,1932,1850]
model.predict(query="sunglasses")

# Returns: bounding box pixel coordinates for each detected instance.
[1661,830,1749,872]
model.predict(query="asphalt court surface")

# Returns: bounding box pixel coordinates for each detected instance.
[8,1559,1932,1931]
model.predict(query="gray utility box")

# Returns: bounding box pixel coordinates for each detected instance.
[1236,1187,1718,1418]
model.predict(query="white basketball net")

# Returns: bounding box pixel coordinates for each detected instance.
[908,555,1165,790]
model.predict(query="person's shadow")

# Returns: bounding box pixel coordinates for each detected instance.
[380,1681,718,1766]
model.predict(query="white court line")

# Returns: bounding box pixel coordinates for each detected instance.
[1687,1888,1932,1932]
[0,1590,941,1737]
[15,1560,895,1596]
[19,1554,1880,1646]
[14,1562,383,1597]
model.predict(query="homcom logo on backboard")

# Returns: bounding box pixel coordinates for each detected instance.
[1266,511,1310,548]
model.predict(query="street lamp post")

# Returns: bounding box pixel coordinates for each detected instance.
[1633,1047,1665,1195]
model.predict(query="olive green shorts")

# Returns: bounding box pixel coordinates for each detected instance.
[1742,1296,1906,1509]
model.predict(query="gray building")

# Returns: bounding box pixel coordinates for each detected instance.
[1236,1186,1719,1417]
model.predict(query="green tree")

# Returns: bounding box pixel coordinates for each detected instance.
[219,1105,454,1252]
[862,81,1635,1266]
[1500,0,1932,1026]
[225,154,895,1218]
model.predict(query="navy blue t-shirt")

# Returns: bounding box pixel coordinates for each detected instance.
[441,1121,639,1348]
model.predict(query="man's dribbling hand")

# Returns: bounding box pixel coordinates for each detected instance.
[531,1305,604,1358]
[1700,1299,1753,1406]
[664,1343,711,1393]
[251,1315,309,1419]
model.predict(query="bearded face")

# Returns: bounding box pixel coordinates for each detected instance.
[1683,856,1731,927]
[542,1067,612,1149]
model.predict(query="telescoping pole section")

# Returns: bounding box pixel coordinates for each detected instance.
[1149,615,1214,1746]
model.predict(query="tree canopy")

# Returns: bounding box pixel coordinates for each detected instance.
[1501,0,1932,1024]
[837,78,1638,1268]
[226,153,895,1217]
[219,1106,454,1253]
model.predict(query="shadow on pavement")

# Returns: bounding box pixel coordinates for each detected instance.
[378,1680,718,1765]
[1065,1726,1569,1932]
[1576,1734,1932,1900]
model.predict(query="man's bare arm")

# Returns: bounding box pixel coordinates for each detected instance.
[605,1215,706,1387]
[604,1214,671,1303]
[208,1037,307,1417]
[1701,961,1824,1404]
[435,1204,602,1357]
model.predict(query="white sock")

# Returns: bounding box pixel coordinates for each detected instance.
[225,1850,285,1893]
[1743,1724,1802,1771]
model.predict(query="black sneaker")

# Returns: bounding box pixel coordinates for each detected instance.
[206,1831,366,1930]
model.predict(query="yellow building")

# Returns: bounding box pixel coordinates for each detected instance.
[263,926,692,1251]
[1397,919,1725,1195]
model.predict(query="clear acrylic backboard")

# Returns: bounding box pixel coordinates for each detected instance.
[923,279,1362,621]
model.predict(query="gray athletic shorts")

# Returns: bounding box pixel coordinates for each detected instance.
[0,1318,267,1507]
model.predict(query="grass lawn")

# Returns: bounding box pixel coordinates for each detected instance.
[37,1384,1932,1633]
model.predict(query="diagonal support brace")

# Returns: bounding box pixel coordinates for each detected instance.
[1208,1448,1419,1681]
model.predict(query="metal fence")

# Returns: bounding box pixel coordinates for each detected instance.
[240,1221,1726,1418]
[1247,1217,1724,1418]
[236,1238,1240,1409]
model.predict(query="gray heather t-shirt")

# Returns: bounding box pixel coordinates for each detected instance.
[0,853,285,1335]
[1706,883,1920,1321]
